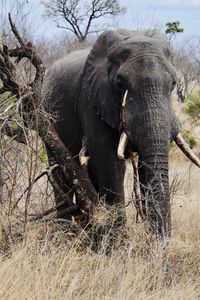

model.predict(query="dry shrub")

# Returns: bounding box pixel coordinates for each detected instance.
[0,207,200,299]
[0,120,200,299]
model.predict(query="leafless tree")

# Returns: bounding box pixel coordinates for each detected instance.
[42,0,126,42]
[174,37,200,101]
[0,14,98,228]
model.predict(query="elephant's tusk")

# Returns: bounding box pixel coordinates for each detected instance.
[79,137,90,167]
[122,90,128,107]
[117,131,128,160]
[174,133,200,168]
[79,154,90,167]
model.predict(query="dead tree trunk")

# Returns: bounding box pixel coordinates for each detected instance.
[0,14,97,224]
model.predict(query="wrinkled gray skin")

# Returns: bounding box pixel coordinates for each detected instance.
[42,29,179,237]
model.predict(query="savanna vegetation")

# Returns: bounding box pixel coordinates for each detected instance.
[0,1,200,299]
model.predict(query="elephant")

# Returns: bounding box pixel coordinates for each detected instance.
[42,29,200,238]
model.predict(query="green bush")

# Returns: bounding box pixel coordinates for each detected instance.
[184,91,200,125]
[170,129,197,150]
[182,129,197,149]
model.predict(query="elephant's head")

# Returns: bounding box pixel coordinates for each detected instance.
[84,29,200,237]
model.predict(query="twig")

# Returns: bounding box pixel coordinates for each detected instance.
[131,155,146,222]
[0,102,16,117]
[12,164,59,211]
[8,13,24,47]
[29,204,80,222]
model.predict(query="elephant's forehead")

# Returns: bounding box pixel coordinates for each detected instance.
[122,38,167,53]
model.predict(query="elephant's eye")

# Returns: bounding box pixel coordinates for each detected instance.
[118,49,130,61]
[107,52,117,63]
[116,75,124,90]
[108,49,130,64]
[115,74,127,91]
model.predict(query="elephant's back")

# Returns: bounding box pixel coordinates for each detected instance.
[42,47,91,154]
[42,48,90,111]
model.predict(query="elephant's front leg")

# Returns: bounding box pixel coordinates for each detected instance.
[82,109,126,227]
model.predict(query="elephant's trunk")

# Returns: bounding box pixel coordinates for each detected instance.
[122,92,172,237]
[119,85,199,237]
[136,108,171,236]
[138,151,170,237]
[117,129,171,237]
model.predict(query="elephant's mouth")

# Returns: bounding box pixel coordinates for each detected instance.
[117,90,200,168]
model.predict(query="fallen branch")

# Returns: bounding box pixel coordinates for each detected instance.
[0,14,97,224]
[29,204,80,222]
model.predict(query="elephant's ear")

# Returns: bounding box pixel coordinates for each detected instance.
[82,30,124,129]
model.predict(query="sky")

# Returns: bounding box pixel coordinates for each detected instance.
[120,0,200,36]
[4,0,200,41]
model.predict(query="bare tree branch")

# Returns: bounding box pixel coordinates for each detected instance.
[30,204,80,222]
[0,44,19,95]
[0,14,97,223]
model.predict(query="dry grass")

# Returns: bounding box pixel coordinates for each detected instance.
[0,98,200,299]
[0,151,200,300]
